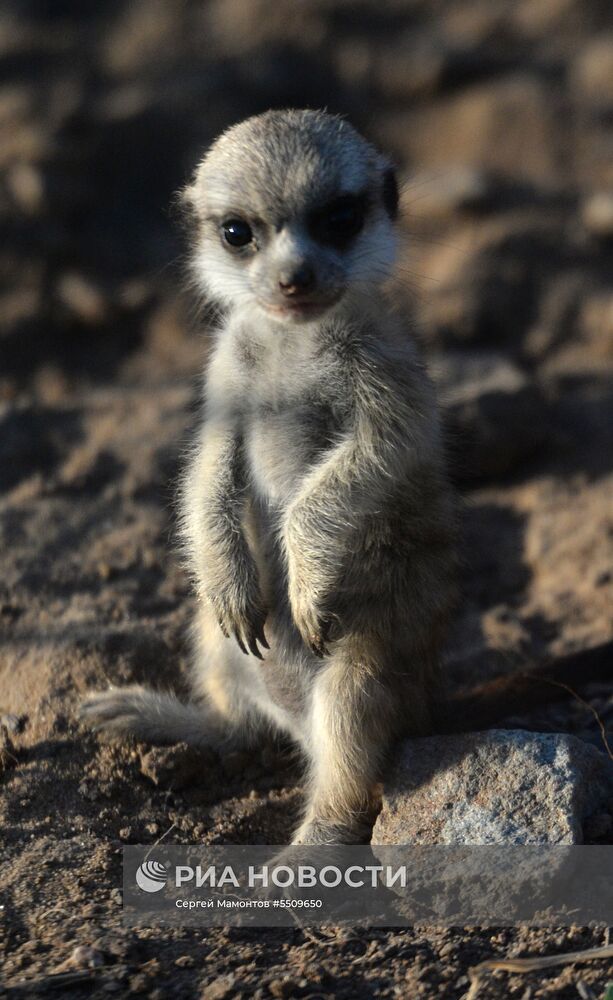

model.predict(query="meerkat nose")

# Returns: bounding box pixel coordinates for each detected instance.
[278,264,315,296]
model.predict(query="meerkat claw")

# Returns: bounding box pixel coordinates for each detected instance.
[233,628,248,655]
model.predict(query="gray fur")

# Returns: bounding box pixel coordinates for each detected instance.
[81,110,458,845]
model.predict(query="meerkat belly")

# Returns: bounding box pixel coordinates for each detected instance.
[246,404,336,506]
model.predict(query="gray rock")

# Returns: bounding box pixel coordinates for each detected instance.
[373,730,613,845]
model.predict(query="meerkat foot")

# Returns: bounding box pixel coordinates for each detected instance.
[291,816,373,846]
[79,684,226,748]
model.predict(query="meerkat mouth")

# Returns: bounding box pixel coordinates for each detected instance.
[259,295,341,320]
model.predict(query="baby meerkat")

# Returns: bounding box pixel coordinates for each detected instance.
[81,109,457,845]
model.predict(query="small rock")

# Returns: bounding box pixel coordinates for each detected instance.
[582,192,613,239]
[68,945,105,969]
[54,945,107,973]
[268,979,296,999]
[201,975,236,1000]
[373,730,613,844]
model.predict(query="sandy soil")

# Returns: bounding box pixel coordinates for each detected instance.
[1,1,612,997]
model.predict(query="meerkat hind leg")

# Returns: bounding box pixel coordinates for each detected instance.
[292,646,405,846]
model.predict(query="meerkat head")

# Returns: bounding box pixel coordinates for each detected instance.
[182,109,398,323]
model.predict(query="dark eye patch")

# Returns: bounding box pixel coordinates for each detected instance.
[308,194,368,248]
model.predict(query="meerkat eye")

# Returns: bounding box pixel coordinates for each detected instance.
[221,218,253,249]
[309,195,366,248]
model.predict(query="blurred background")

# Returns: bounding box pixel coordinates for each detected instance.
[1,0,612,398]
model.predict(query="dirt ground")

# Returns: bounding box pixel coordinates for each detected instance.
[1,1,612,997]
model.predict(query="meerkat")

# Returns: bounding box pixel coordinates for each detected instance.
[81,109,458,845]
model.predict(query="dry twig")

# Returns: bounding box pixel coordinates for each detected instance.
[463,943,613,999]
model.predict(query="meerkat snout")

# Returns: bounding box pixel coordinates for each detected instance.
[278,263,315,297]
[182,109,399,322]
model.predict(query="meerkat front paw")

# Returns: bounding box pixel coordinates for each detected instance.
[287,571,340,657]
[285,533,340,657]
[289,592,333,658]
[209,584,269,659]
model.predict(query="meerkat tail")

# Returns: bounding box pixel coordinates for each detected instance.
[79,685,226,748]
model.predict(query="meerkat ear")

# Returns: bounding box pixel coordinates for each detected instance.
[173,174,206,234]
[382,166,399,220]
[177,180,200,216]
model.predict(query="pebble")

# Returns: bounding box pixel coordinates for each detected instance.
[200,975,236,999]
[68,944,105,969]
